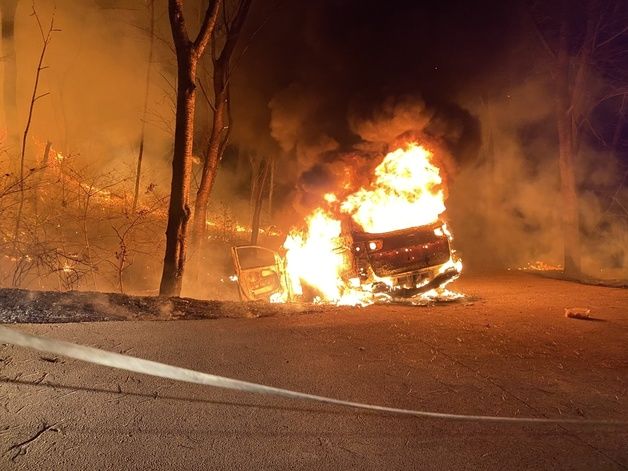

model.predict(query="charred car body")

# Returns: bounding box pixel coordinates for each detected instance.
[231,220,460,302]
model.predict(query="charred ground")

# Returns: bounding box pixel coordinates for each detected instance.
[0,286,339,324]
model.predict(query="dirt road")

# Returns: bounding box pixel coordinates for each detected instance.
[1,273,627,470]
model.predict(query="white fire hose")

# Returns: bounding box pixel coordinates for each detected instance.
[0,325,625,426]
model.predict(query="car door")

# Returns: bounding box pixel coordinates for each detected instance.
[231,245,287,301]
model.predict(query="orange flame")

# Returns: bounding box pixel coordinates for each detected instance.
[284,209,346,301]
[340,144,445,233]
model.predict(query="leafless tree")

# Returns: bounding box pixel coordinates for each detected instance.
[191,0,253,253]
[554,2,582,277]
[249,153,270,245]
[531,0,628,277]
[132,0,156,212]
[159,0,222,296]
[109,198,165,294]
[13,6,57,252]
[71,170,127,289]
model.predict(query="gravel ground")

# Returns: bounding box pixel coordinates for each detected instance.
[0,273,627,470]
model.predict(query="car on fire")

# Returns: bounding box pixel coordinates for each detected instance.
[231,219,460,302]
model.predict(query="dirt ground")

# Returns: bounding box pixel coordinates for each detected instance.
[0,273,627,470]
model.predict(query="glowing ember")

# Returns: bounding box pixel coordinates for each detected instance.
[323,193,337,203]
[517,260,563,271]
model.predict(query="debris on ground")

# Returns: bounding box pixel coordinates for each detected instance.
[564,307,592,320]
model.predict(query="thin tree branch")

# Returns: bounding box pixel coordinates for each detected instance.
[596,24,628,49]
[14,5,56,251]
[197,78,215,112]
[33,92,50,102]
[524,1,556,59]
[192,0,222,56]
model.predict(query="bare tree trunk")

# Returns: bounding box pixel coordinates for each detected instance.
[191,90,227,247]
[267,155,275,216]
[249,152,258,209]
[570,0,600,157]
[160,54,198,296]
[556,9,581,277]
[250,158,269,245]
[32,140,51,216]
[555,0,601,277]
[190,0,252,254]
[159,0,221,297]
[132,0,155,213]
[1,0,18,150]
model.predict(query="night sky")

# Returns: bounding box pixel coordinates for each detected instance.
[229,0,627,166]
[231,0,529,158]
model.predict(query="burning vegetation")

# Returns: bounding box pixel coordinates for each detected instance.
[0,0,626,302]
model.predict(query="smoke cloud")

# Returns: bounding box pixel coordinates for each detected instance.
[449,78,627,278]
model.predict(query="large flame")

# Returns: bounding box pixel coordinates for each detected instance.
[284,209,346,301]
[283,143,459,304]
[340,144,445,233]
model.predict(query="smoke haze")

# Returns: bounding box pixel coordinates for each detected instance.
[0,0,626,296]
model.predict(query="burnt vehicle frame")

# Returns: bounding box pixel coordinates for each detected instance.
[231,220,459,302]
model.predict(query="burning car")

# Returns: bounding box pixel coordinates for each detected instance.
[349,220,460,298]
[232,143,462,305]
[231,143,462,305]
[231,218,460,303]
